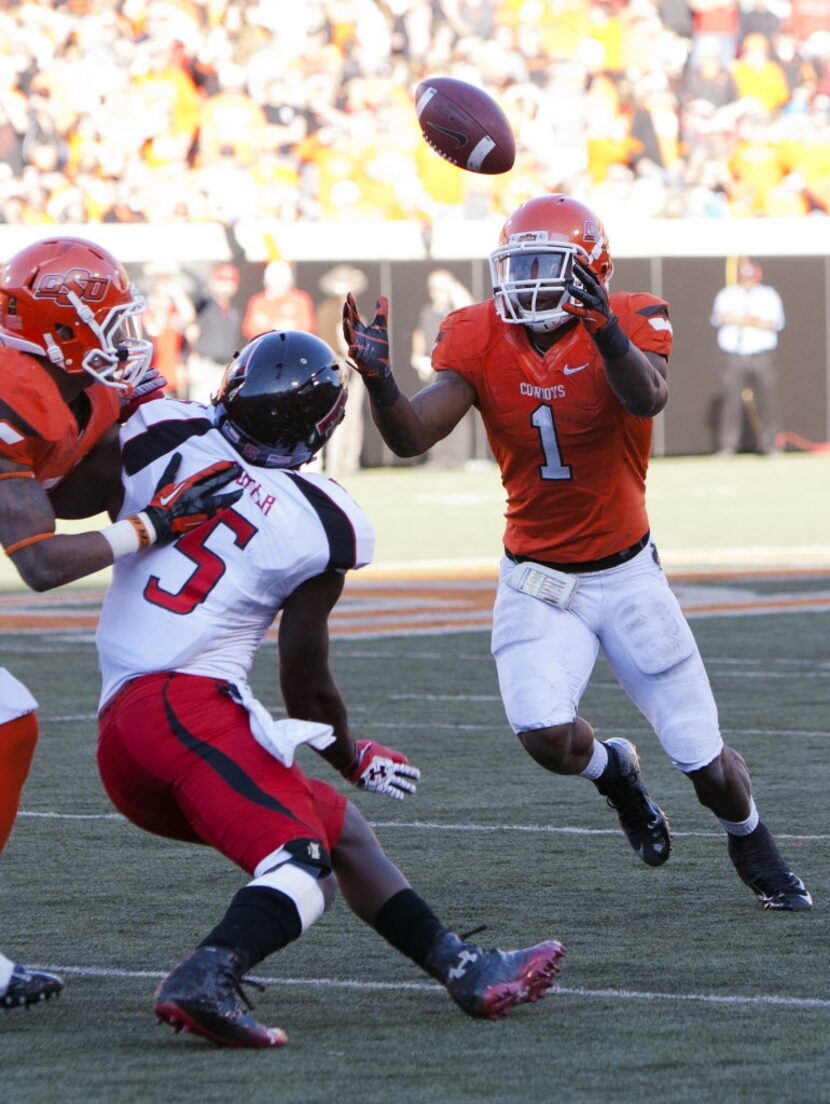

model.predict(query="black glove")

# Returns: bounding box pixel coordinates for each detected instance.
[143,453,243,545]
[564,262,630,360]
[342,293,400,407]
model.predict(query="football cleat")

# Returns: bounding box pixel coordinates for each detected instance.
[727,822,813,911]
[1,963,64,1010]
[595,738,671,867]
[425,931,565,1020]
[153,945,287,1048]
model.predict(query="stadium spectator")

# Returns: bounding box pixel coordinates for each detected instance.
[188,263,244,403]
[731,33,791,115]
[0,233,232,1011]
[242,260,315,340]
[710,256,785,455]
[410,268,475,468]
[0,0,828,225]
[316,264,368,475]
[343,193,812,912]
[93,329,565,1047]
[139,262,197,397]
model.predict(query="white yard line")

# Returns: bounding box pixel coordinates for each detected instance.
[17,809,829,841]
[31,963,830,1011]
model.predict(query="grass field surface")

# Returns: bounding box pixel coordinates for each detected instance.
[1,455,828,1103]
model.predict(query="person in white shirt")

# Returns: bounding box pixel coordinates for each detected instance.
[710,258,785,455]
[95,329,565,1048]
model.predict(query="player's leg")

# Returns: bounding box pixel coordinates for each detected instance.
[332,801,565,1020]
[100,673,340,1046]
[492,559,670,866]
[604,546,811,909]
[491,558,599,773]
[0,711,39,854]
[0,671,65,1009]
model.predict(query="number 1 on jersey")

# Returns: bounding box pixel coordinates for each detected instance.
[531,404,572,481]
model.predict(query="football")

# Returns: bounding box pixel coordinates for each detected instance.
[414,76,515,175]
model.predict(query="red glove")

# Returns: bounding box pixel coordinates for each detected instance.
[142,452,243,545]
[563,261,630,360]
[341,740,420,801]
[341,294,400,407]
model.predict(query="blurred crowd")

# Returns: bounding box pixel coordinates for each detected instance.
[1,0,829,232]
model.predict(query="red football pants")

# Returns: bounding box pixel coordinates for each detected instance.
[97,673,346,875]
[0,712,39,855]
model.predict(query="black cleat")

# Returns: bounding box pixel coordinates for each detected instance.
[1,963,64,1010]
[727,822,813,911]
[595,738,671,867]
[425,931,565,1020]
[153,945,287,1048]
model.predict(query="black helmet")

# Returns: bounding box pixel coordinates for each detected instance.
[214,330,346,468]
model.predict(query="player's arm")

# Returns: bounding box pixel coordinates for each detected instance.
[0,453,241,592]
[342,293,475,456]
[565,262,668,417]
[278,570,355,770]
[48,425,125,521]
[279,570,420,799]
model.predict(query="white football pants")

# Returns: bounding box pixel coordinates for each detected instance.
[491,542,723,772]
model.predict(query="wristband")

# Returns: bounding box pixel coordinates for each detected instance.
[101,512,156,560]
[364,372,401,409]
[592,316,631,362]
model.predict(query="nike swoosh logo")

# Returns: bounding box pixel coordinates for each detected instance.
[158,488,179,506]
[429,123,468,149]
[563,362,590,375]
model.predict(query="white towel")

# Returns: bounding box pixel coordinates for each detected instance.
[227,682,335,768]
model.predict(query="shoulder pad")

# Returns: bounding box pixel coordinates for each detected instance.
[611,293,673,356]
[432,302,496,370]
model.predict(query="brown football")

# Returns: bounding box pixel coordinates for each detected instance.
[414,76,515,175]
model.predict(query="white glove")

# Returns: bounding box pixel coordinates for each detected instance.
[341,740,420,801]
[119,367,167,419]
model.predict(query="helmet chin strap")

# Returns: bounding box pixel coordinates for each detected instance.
[526,314,569,334]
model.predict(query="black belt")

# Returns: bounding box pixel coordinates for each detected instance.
[505,531,650,575]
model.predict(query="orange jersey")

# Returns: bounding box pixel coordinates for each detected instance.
[432,295,672,563]
[0,349,120,488]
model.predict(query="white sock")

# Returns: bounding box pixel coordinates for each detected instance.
[580,739,609,781]
[719,797,760,836]
[0,951,14,995]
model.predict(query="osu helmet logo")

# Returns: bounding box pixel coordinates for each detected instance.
[34,268,110,307]
[583,219,599,243]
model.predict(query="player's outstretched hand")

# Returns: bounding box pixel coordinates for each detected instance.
[341,739,420,801]
[144,452,243,545]
[119,367,167,422]
[342,293,391,380]
[563,261,615,334]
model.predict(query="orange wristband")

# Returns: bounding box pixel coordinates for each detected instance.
[126,514,153,550]
[4,532,55,556]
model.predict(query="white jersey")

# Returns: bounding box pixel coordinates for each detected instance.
[96,400,374,709]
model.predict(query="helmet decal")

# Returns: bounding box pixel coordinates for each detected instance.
[33,269,110,306]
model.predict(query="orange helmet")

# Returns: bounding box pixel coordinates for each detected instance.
[0,236,152,390]
[489,194,613,333]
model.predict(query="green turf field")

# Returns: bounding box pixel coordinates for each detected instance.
[1,456,828,1102]
[0,453,827,594]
